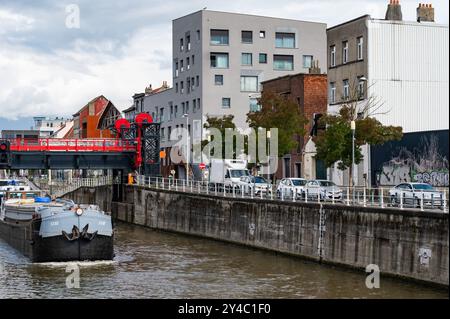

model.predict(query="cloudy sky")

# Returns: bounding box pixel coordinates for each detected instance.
[0,0,448,129]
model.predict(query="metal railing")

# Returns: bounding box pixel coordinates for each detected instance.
[133,175,449,213]
[33,175,116,198]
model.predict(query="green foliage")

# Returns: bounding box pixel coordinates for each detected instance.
[202,115,241,158]
[315,105,403,171]
[246,91,307,157]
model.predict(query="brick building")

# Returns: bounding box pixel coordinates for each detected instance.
[261,70,327,180]
[71,96,121,139]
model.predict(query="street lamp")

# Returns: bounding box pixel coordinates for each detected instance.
[351,120,356,203]
[182,114,189,183]
[266,130,271,189]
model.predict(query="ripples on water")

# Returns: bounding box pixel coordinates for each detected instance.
[0,223,447,299]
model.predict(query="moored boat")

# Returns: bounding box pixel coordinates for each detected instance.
[0,191,114,262]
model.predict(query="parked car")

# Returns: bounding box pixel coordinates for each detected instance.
[388,183,444,208]
[305,180,343,200]
[276,178,308,199]
[237,176,271,195]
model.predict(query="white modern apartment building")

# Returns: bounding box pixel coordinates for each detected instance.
[33,116,71,138]
[137,10,327,176]
[326,1,449,187]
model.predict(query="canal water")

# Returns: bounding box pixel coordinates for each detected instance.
[0,222,447,299]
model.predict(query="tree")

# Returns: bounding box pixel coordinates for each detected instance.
[247,91,307,158]
[202,115,243,159]
[315,80,403,186]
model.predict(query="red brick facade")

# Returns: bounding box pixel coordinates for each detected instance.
[261,73,328,179]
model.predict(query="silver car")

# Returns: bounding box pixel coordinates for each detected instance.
[276,178,308,199]
[388,183,444,208]
[305,180,343,200]
[237,176,271,195]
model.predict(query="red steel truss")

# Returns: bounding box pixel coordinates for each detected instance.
[8,138,137,153]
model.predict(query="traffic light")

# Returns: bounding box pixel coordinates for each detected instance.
[0,140,11,168]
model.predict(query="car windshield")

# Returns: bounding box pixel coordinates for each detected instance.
[291,179,307,186]
[319,181,336,187]
[412,184,435,191]
[230,170,249,178]
[250,176,267,184]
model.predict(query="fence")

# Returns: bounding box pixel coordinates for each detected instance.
[134,175,448,213]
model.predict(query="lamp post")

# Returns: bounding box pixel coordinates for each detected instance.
[351,120,356,204]
[266,130,271,190]
[182,114,189,183]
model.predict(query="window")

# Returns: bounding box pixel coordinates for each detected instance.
[174,105,178,118]
[170,104,174,120]
[168,126,172,140]
[196,30,200,41]
[274,55,293,70]
[357,77,365,98]
[343,79,349,100]
[330,45,336,67]
[215,74,223,85]
[186,35,191,51]
[357,37,363,60]
[240,76,258,92]
[160,108,164,122]
[187,78,191,93]
[161,128,165,140]
[175,62,179,77]
[196,75,200,87]
[197,98,201,110]
[259,31,266,38]
[180,38,184,51]
[180,81,184,94]
[186,57,190,70]
[342,41,348,64]
[210,29,229,45]
[181,102,185,114]
[180,60,184,72]
[303,55,313,68]
[193,99,196,113]
[222,98,231,108]
[259,53,267,64]
[191,77,195,91]
[329,82,336,103]
[175,82,178,93]
[275,32,295,48]
[192,55,195,65]
[242,31,253,43]
[241,53,252,66]
[210,53,229,68]
[186,101,189,113]
[249,98,261,112]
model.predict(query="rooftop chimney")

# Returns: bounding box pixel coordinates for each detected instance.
[417,3,435,22]
[162,81,169,88]
[385,0,403,21]
[144,84,153,95]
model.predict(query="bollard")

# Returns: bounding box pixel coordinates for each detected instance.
[175,179,178,191]
[305,189,308,203]
[400,190,404,209]
[443,190,448,213]
[380,188,384,208]
[206,182,209,195]
[241,185,244,198]
[363,188,367,207]
[281,188,284,201]
[270,187,273,200]
[420,192,424,212]
[233,185,236,198]
[346,187,350,206]
[223,184,226,197]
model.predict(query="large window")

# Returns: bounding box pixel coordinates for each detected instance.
[242,31,253,43]
[357,37,364,60]
[240,76,258,92]
[329,82,336,104]
[330,45,336,67]
[343,79,349,100]
[274,55,294,70]
[210,53,229,68]
[303,55,313,68]
[275,32,295,48]
[342,41,348,64]
[357,76,365,98]
[210,29,229,45]
[241,53,252,66]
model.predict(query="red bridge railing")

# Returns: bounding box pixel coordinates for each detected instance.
[8,138,137,152]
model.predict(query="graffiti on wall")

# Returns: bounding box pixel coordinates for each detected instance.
[377,135,449,187]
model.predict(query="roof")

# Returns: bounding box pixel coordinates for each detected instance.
[123,105,136,113]
[96,101,122,130]
[72,95,108,117]
[261,72,326,85]
[327,15,370,31]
